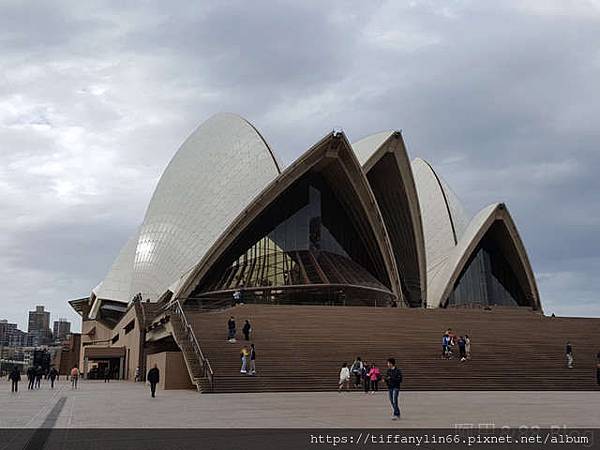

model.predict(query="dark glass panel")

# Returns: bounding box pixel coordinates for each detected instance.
[192,172,392,305]
[447,231,528,307]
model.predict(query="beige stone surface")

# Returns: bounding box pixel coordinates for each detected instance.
[146,351,193,390]
[1,379,598,429]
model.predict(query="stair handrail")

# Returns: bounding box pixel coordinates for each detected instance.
[171,299,214,391]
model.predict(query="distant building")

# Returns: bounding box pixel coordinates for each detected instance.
[10,329,27,347]
[0,319,16,346]
[53,333,81,375]
[53,318,71,341]
[0,319,27,347]
[28,306,52,346]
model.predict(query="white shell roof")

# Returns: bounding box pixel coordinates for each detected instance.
[131,113,281,300]
[411,158,470,307]
[94,113,281,302]
[428,203,540,310]
[352,130,395,167]
[351,130,427,307]
[87,115,539,311]
[427,203,497,307]
[93,228,140,301]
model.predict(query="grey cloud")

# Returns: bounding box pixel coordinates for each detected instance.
[1,0,599,329]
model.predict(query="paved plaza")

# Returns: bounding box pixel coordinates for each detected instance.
[1,379,599,429]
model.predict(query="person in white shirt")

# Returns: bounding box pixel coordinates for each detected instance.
[338,362,350,391]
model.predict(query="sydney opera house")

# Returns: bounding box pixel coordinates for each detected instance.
[68,113,598,392]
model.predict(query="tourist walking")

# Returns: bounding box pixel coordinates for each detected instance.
[338,363,350,391]
[227,316,236,342]
[350,357,364,388]
[362,363,371,393]
[27,366,35,390]
[8,366,21,393]
[242,320,252,341]
[147,364,160,398]
[233,288,244,305]
[34,366,43,389]
[240,346,249,374]
[465,335,471,359]
[384,358,403,420]
[248,343,257,375]
[368,364,381,393]
[49,367,58,389]
[70,366,79,389]
[566,342,574,369]
[104,366,111,382]
[135,367,140,382]
[458,336,467,362]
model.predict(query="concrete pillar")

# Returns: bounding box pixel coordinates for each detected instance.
[83,356,88,379]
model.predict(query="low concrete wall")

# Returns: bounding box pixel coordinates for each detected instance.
[146,351,194,390]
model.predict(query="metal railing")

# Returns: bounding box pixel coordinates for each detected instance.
[170,299,214,392]
[179,288,395,309]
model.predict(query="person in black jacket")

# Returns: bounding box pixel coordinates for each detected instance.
[34,366,43,389]
[104,366,111,383]
[48,367,58,389]
[227,316,236,342]
[248,344,257,375]
[27,367,35,390]
[242,320,252,341]
[9,366,21,392]
[147,364,160,398]
[384,358,403,420]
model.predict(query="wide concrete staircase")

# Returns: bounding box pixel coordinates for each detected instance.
[182,304,599,393]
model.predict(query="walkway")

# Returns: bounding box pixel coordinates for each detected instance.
[1,380,599,428]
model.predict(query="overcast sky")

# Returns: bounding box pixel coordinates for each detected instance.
[1,0,599,331]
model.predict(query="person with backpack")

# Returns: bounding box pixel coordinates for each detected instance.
[350,357,363,388]
[338,362,350,392]
[368,364,381,393]
[8,366,21,393]
[441,333,449,359]
[384,358,403,420]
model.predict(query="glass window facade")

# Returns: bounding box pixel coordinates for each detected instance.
[192,173,393,305]
[447,231,528,307]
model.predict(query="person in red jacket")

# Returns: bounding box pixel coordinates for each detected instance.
[368,364,381,393]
